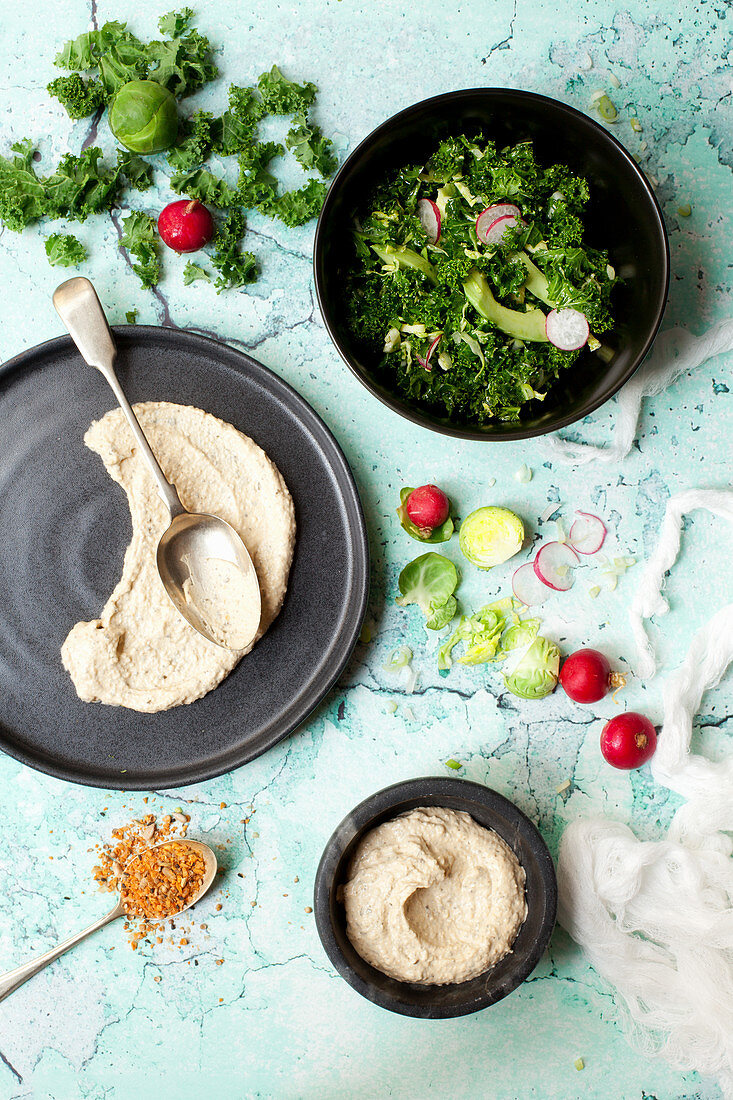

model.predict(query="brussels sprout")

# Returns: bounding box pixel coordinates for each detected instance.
[459,506,524,570]
[503,636,560,699]
[109,80,178,154]
[395,552,458,630]
[438,601,513,670]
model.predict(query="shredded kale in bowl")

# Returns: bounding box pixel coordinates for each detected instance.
[342,136,617,424]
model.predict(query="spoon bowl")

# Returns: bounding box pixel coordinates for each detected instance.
[122,837,219,917]
[157,511,262,651]
[52,276,262,652]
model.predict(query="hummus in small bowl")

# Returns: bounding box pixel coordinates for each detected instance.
[314,778,557,1019]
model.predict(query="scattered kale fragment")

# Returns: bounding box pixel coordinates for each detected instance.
[264,179,328,227]
[119,210,160,288]
[210,210,257,291]
[236,141,282,209]
[44,232,87,267]
[183,260,211,284]
[170,167,238,209]
[47,73,105,119]
[285,113,337,177]
[257,65,316,115]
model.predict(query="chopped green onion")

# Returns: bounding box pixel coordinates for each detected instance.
[608,72,621,88]
[677,203,692,217]
[514,463,533,483]
[588,585,601,599]
[359,622,372,644]
[556,779,571,794]
[487,477,496,488]
[597,95,618,122]
[574,1058,585,1071]
[403,706,416,722]
[386,700,398,714]
[630,117,642,132]
[445,758,462,770]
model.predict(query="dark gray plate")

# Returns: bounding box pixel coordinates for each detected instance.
[0,327,369,790]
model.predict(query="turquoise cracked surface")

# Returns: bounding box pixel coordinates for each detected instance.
[0,0,731,1097]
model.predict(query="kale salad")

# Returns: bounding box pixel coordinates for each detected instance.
[343,136,617,423]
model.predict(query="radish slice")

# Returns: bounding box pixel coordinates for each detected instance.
[545,308,590,351]
[418,198,441,244]
[568,511,607,554]
[512,562,551,606]
[476,213,520,246]
[533,541,580,592]
[476,204,520,244]
[417,334,442,371]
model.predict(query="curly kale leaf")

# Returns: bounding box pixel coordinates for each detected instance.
[116,148,154,191]
[211,210,258,291]
[257,65,316,115]
[237,141,283,208]
[42,147,127,220]
[182,260,211,284]
[145,25,217,98]
[119,210,160,288]
[47,74,105,119]
[285,114,338,177]
[167,110,216,172]
[0,140,46,230]
[212,85,265,156]
[54,13,217,100]
[170,167,238,208]
[263,179,327,227]
[44,232,87,267]
[158,8,195,37]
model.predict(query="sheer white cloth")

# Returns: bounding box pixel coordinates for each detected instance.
[545,319,733,465]
[558,492,733,1097]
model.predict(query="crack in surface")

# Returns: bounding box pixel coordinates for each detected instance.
[481,0,517,63]
[0,1050,22,1084]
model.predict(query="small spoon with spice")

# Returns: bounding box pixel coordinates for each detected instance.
[0,839,217,1004]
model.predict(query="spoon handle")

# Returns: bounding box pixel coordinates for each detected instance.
[52,277,184,520]
[0,901,123,1004]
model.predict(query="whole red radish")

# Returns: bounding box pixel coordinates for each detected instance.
[405,484,450,531]
[600,713,657,770]
[158,199,214,253]
[560,648,626,703]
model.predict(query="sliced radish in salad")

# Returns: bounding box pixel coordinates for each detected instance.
[476,204,521,244]
[417,198,441,244]
[545,308,590,351]
[533,541,580,591]
[512,562,551,606]
[476,213,520,246]
[417,334,442,371]
[568,511,607,554]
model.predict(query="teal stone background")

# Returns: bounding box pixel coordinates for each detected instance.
[0,0,731,1097]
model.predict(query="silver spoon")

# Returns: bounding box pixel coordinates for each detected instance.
[53,277,261,651]
[0,838,217,1004]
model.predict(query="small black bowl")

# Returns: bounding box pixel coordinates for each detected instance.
[314,87,670,441]
[313,777,557,1018]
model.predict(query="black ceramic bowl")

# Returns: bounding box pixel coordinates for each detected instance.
[313,777,557,1018]
[314,88,670,441]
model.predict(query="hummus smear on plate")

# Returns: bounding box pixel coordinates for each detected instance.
[341,806,527,985]
[61,401,295,713]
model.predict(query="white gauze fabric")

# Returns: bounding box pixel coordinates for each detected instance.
[544,318,733,465]
[629,489,733,679]
[558,491,733,1097]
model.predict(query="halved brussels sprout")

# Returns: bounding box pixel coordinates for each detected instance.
[503,636,560,699]
[459,506,524,570]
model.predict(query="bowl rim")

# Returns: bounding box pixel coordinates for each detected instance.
[313,86,671,442]
[313,776,558,1018]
